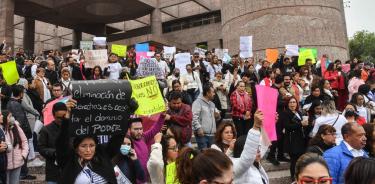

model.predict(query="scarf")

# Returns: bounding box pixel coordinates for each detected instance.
[324,89,333,98]
[234,90,250,110]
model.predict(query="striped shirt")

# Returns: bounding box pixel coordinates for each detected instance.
[74,165,107,184]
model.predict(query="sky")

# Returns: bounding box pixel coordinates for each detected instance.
[344,0,375,38]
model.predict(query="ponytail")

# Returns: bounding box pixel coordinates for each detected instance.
[176,148,233,184]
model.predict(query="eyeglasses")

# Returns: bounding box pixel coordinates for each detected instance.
[324,133,336,136]
[168,146,179,152]
[299,177,332,184]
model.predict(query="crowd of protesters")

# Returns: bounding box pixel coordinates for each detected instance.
[1,39,375,184]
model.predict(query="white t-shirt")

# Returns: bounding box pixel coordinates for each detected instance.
[108,62,122,80]
[312,114,347,145]
[157,60,170,77]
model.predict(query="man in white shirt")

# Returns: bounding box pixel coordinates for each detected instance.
[154,53,170,78]
[323,123,367,184]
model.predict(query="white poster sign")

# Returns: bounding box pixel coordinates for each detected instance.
[175,53,191,75]
[285,45,299,56]
[83,49,108,68]
[239,36,253,58]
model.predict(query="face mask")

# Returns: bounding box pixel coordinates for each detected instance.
[120,145,131,156]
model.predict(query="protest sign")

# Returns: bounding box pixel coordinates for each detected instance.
[83,49,108,68]
[266,49,279,63]
[163,46,176,61]
[285,45,299,56]
[175,53,191,75]
[80,41,93,50]
[70,80,132,136]
[0,61,19,85]
[239,36,253,58]
[342,64,350,73]
[215,49,229,60]
[194,47,207,58]
[93,37,107,46]
[111,44,127,57]
[256,85,278,141]
[136,52,151,64]
[299,48,318,59]
[135,43,149,52]
[298,49,316,66]
[43,96,67,126]
[129,76,166,115]
[137,58,165,79]
[222,53,231,64]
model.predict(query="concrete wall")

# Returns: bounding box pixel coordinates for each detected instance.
[221,0,349,60]
[162,22,222,51]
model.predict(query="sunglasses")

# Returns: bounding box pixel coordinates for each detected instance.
[299,177,332,184]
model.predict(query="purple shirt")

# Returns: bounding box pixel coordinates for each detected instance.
[133,114,164,183]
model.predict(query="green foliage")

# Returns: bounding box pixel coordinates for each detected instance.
[349,30,375,63]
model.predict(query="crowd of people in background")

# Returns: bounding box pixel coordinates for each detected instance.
[1,39,375,184]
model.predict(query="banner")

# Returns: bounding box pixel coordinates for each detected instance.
[285,45,299,56]
[93,37,107,46]
[256,85,278,141]
[71,80,132,136]
[135,43,149,52]
[111,44,127,57]
[136,58,164,79]
[83,49,108,68]
[129,76,166,115]
[194,47,207,58]
[175,53,191,75]
[239,36,253,58]
[80,41,93,50]
[215,49,229,60]
[298,49,316,66]
[266,49,279,63]
[0,61,19,85]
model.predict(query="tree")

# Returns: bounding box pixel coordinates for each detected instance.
[349,30,375,63]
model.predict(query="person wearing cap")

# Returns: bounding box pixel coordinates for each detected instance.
[191,52,209,85]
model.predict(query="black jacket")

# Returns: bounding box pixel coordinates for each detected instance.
[45,69,59,85]
[281,109,311,155]
[6,98,32,139]
[56,119,117,184]
[38,121,61,182]
[0,84,11,111]
[306,142,334,156]
[70,65,84,81]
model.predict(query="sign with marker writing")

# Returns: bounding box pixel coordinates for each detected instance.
[136,58,165,79]
[83,49,108,68]
[129,76,166,115]
[71,80,132,136]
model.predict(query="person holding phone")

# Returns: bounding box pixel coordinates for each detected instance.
[107,134,145,184]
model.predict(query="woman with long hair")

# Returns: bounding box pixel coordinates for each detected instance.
[91,66,104,80]
[55,100,117,184]
[147,133,180,184]
[312,100,347,145]
[351,93,371,123]
[363,123,375,157]
[211,121,237,156]
[181,64,203,102]
[280,97,311,180]
[1,110,29,184]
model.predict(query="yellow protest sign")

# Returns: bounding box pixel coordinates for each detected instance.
[298,49,316,66]
[111,44,127,57]
[129,76,166,115]
[0,61,19,85]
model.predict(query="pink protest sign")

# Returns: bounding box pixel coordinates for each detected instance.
[342,64,350,73]
[321,57,326,76]
[256,85,278,141]
[136,52,150,64]
[43,96,70,126]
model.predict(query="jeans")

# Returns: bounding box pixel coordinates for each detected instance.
[6,167,21,184]
[47,182,58,184]
[195,135,214,151]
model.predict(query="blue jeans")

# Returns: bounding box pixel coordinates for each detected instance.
[47,182,58,184]
[195,135,214,151]
[6,167,21,184]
